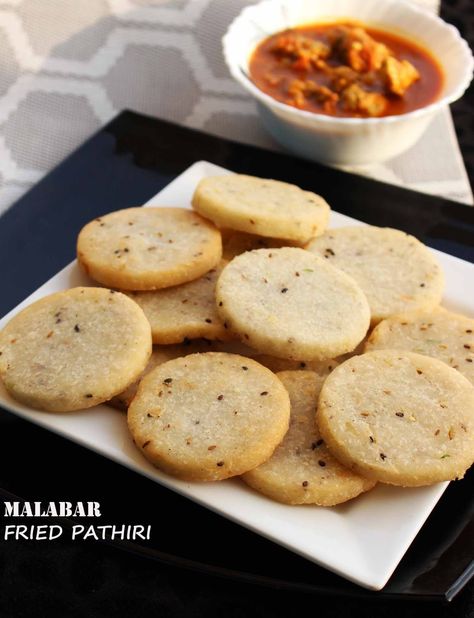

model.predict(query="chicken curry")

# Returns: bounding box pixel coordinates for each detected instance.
[249,22,443,118]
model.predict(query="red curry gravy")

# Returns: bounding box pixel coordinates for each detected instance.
[249,22,444,118]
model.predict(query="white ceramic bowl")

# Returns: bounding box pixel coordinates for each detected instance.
[223,0,473,165]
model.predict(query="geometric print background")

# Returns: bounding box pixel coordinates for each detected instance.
[0,0,471,215]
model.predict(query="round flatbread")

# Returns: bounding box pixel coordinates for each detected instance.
[0,287,152,412]
[127,352,291,481]
[242,371,375,505]
[110,339,219,410]
[318,350,474,486]
[192,174,330,244]
[306,226,444,324]
[364,307,474,385]
[216,247,370,360]
[77,207,222,290]
[127,261,232,344]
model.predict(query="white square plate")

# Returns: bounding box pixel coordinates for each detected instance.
[1,161,473,591]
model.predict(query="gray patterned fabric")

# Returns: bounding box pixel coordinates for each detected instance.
[0,0,471,215]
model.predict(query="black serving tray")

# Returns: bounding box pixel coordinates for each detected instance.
[0,111,473,602]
